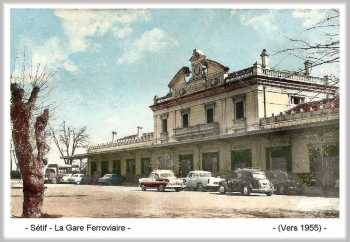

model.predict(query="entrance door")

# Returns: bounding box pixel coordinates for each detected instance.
[202,152,219,175]
[126,159,136,177]
[90,161,97,176]
[179,154,193,177]
[112,160,121,175]
[141,158,152,177]
[231,149,252,170]
[101,160,109,176]
[266,146,292,172]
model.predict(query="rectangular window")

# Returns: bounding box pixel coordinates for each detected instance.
[235,101,244,120]
[182,113,189,128]
[290,96,305,105]
[162,119,168,133]
[206,108,214,123]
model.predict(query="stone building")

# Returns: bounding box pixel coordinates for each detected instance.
[79,49,339,183]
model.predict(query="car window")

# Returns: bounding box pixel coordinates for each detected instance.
[104,174,112,178]
[159,172,175,178]
[200,172,210,177]
[252,172,267,180]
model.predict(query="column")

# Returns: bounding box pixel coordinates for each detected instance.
[193,145,201,170]
[219,142,231,172]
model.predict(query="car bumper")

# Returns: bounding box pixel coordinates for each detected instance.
[166,184,184,188]
[252,187,273,193]
[205,184,220,190]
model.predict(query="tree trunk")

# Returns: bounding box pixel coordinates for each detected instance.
[11,83,49,218]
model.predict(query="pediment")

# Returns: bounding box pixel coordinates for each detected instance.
[168,66,191,89]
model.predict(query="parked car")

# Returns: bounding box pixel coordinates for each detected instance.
[60,173,73,184]
[184,170,225,191]
[139,169,184,192]
[265,170,303,195]
[219,168,273,196]
[97,174,125,185]
[68,173,85,185]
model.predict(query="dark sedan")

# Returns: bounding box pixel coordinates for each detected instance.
[97,174,125,186]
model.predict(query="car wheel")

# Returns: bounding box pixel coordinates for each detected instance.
[158,184,165,192]
[196,183,204,192]
[266,192,272,196]
[175,188,181,192]
[76,181,81,185]
[141,184,146,191]
[219,185,226,194]
[241,185,251,196]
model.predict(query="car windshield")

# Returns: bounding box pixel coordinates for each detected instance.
[252,172,267,180]
[200,172,212,177]
[159,172,175,178]
[104,174,112,178]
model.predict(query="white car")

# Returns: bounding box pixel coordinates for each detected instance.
[139,170,185,192]
[184,170,225,191]
[60,174,73,184]
[68,173,85,185]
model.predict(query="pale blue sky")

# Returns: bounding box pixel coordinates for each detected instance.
[10,8,338,162]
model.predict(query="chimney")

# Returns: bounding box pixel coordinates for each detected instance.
[304,60,312,76]
[260,49,269,68]
[137,126,143,137]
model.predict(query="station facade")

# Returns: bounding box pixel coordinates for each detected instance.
[83,49,339,183]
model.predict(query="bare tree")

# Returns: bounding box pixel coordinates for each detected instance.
[50,121,88,165]
[274,10,340,193]
[274,9,339,75]
[10,58,54,217]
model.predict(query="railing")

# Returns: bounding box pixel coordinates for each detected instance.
[154,64,328,105]
[260,68,325,84]
[174,122,220,140]
[226,67,255,81]
[87,132,154,152]
[259,108,339,129]
[159,132,169,143]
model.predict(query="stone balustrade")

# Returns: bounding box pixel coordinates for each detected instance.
[259,108,339,129]
[87,132,154,152]
[174,122,220,141]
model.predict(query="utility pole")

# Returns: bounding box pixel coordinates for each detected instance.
[112,131,117,142]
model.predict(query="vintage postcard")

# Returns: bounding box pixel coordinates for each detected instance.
[1,2,347,241]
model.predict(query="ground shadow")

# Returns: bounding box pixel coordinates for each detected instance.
[12,194,88,198]
[12,214,63,218]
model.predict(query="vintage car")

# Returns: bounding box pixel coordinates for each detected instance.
[68,173,85,185]
[265,170,304,195]
[60,173,73,184]
[184,170,225,191]
[219,168,274,196]
[139,170,184,192]
[97,174,125,185]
